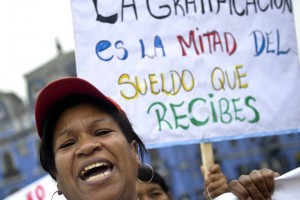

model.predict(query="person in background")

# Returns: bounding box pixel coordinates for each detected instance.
[137,169,171,200]
[35,77,278,200]
[136,163,228,200]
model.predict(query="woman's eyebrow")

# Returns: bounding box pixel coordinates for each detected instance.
[90,118,109,126]
[149,186,162,192]
[55,129,72,139]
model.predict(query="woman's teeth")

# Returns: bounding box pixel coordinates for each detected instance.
[86,171,111,182]
[80,162,113,181]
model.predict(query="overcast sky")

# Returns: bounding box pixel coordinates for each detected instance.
[0,0,74,101]
[0,0,299,101]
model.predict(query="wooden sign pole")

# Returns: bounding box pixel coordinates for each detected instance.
[200,142,214,179]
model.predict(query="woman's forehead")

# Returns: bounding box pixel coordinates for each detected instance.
[54,104,118,131]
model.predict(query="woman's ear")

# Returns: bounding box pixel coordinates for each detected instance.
[136,154,141,166]
[130,141,141,165]
[55,174,65,196]
[57,184,63,195]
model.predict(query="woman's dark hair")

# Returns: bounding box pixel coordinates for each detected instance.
[39,94,147,179]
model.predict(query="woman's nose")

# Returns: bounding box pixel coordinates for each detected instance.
[75,138,102,157]
[140,196,151,200]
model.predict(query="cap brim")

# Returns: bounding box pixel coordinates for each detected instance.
[34,77,120,138]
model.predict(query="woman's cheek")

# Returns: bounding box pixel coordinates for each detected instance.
[55,152,71,172]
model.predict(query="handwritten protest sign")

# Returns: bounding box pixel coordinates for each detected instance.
[69,1,300,148]
[3,175,66,200]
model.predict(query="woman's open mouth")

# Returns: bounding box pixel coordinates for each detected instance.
[80,162,113,182]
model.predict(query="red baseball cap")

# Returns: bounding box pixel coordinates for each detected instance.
[34,77,121,138]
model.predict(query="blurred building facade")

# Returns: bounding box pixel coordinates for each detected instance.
[0,49,300,199]
[0,50,76,198]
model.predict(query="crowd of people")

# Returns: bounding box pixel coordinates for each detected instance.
[35,77,279,200]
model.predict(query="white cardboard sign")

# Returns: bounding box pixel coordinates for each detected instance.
[70,1,300,148]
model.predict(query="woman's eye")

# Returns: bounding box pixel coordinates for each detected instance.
[151,191,162,197]
[59,141,75,149]
[94,130,111,136]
